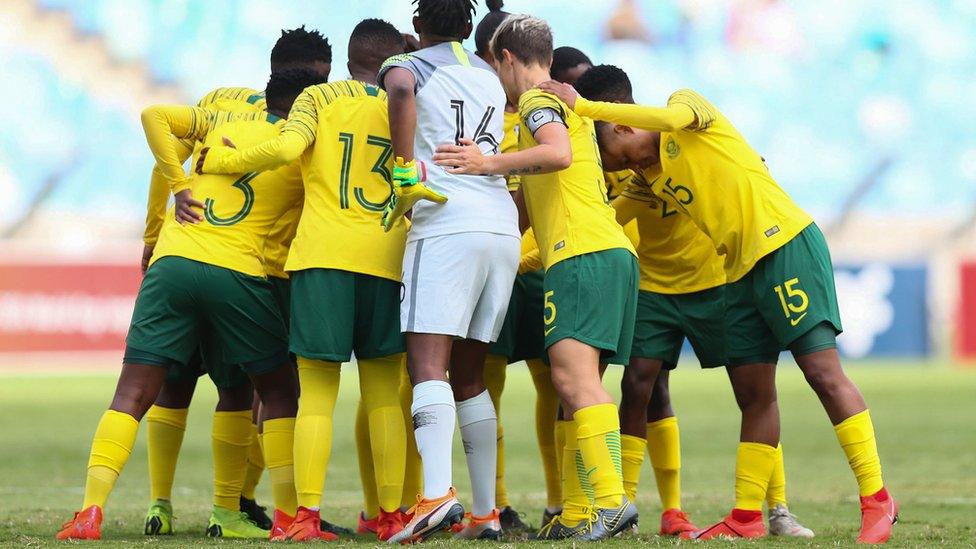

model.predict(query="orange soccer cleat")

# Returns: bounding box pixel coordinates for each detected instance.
[269,509,294,540]
[659,508,698,536]
[357,511,378,535]
[376,509,406,541]
[274,507,339,542]
[387,488,465,544]
[56,505,103,540]
[858,487,898,544]
[682,509,766,540]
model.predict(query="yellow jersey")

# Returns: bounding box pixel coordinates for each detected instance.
[141,105,303,277]
[619,170,726,294]
[501,110,521,191]
[517,89,635,270]
[204,80,407,282]
[576,90,813,282]
[263,204,301,279]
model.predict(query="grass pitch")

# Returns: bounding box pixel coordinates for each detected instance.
[1,361,974,547]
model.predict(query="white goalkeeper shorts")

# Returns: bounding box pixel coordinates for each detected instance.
[400,231,520,343]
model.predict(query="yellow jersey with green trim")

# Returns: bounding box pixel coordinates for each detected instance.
[143,105,302,277]
[576,90,812,282]
[502,110,521,191]
[621,170,726,294]
[517,89,635,270]
[281,80,406,281]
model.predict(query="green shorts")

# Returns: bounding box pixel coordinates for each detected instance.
[725,223,843,365]
[125,256,290,379]
[631,286,727,369]
[490,269,546,362]
[289,268,405,362]
[543,248,638,363]
[163,344,251,390]
[269,276,291,328]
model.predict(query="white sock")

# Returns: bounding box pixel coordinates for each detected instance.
[457,390,497,517]
[412,380,456,500]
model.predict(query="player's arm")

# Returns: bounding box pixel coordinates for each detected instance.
[612,195,644,226]
[613,168,660,225]
[198,90,317,175]
[536,80,698,132]
[431,114,572,176]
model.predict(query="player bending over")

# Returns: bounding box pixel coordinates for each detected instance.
[378,0,521,542]
[56,69,323,541]
[435,14,640,541]
[540,67,897,544]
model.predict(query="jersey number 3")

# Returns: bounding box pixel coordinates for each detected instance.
[204,172,257,226]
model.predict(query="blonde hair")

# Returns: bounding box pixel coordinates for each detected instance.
[489,14,553,67]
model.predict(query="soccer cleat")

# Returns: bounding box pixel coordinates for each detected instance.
[573,499,639,541]
[56,505,102,540]
[768,504,815,538]
[321,518,354,536]
[376,509,406,542]
[499,506,529,531]
[659,508,697,536]
[387,487,465,544]
[533,513,588,540]
[682,510,767,540]
[205,506,271,539]
[857,488,898,544]
[539,508,561,531]
[144,499,174,535]
[357,511,379,535]
[269,509,294,540]
[240,496,273,530]
[275,506,339,542]
[453,509,502,540]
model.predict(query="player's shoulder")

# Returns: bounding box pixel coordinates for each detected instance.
[667,88,718,130]
[518,89,568,117]
[304,80,386,104]
[198,86,263,108]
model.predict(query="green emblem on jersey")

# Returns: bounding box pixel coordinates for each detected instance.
[665,136,680,160]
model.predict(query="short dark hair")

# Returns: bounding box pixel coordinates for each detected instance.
[349,18,405,68]
[270,26,332,69]
[551,46,592,80]
[474,0,509,55]
[489,14,553,67]
[414,0,478,39]
[265,68,326,113]
[575,64,633,103]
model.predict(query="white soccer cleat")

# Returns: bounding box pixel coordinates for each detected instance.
[768,504,815,538]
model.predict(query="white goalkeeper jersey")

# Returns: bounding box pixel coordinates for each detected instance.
[379,41,519,242]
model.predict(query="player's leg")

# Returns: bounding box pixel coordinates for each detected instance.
[619,357,660,503]
[766,443,815,537]
[644,371,697,536]
[354,399,381,534]
[399,362,422,511]
[58,257,200,540]
[482,354,517,526]
[143,365,198,535]
[239,390,272,529]
[527,358,561,522]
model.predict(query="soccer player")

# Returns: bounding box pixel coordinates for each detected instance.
[138,26,335,539]
[434,14,639,541]
[549,46,592,86]
[56,69,322,541]
[540,70,897,544]
[199,18,412,542]
[377,0,521,542]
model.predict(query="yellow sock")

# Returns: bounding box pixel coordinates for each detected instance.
[575,403,625,509]
[211,410,253,510]
[359,354,407,513]
[241,426,264,500]
[145,405,188,502]
[83,410,139,509]
[355,399,380,518]
[559,420,591,524]
[646,417,682,510]
[767,443,787,507]
[528,359,561,509]
[399,361,422,507]
[483,354,508,508]
[620,434,646,503]
[554,419,567,499]
[834,409,884,496]
[734,442,777,511]
[294,357,340,509]
[263,417,298,516]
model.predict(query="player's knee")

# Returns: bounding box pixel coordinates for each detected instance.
[110,387,156,420]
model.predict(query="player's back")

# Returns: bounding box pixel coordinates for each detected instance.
[380,42,518,241]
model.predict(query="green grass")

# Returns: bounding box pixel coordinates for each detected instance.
[1,362,975,547]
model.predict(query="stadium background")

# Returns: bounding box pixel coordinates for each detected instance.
[0,0,975,546]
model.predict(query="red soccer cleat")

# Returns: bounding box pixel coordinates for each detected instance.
[270,509,294,541]
[56,505,103,540]
[681,509,766,540]
[660,508,698,536]
[275,507,339,542]
[357,511,378,535]
[376,509,406,541]
[858,487,898,544]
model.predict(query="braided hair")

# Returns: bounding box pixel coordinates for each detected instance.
[414,0,478,39]
[474,0,508,55]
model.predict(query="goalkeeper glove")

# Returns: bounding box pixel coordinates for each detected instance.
[382,157,447,232]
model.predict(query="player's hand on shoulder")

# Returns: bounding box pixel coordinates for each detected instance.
[433,138,489,175]
[174,189,204,225]
[537,80,579,109]
[195,137,237,175]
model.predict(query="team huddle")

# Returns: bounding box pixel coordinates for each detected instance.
[56,0,899,544]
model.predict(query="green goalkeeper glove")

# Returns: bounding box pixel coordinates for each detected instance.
[382,157,447,232]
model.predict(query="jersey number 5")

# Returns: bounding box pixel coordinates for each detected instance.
[338,133,395,212]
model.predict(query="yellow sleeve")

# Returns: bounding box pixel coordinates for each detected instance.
[140,105,213,193]
[612,195,644,226]
[143,145,190,245]
[203,90,317,174]
[666,89,717,131]
[575,96,696,132]
[519,247,543,274]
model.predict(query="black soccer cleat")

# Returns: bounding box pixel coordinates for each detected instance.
[239,496,273,530]
[499,506,529,532]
